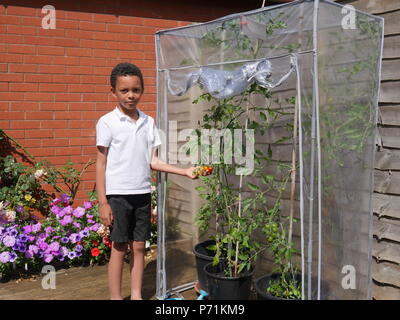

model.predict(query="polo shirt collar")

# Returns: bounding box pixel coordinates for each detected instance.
[114,106,146,126]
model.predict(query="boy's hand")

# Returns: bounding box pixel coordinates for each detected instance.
[99,203,113,227]
[187,165,213,179]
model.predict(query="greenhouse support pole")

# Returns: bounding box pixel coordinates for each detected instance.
[312,0,322,300]
[294,54,305,300]
[155,33,167,300]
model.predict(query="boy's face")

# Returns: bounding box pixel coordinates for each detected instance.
[111,75,143,111]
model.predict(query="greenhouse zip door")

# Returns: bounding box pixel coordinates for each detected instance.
[155,0,383,300]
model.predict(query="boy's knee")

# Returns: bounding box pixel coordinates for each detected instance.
[131,241,145,254]
[113,242,128,252]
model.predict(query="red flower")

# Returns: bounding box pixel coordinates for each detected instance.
[102,237,112,248]
[92,240,99,246]
[91,248,100,257]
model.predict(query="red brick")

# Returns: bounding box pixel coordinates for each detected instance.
[42,138,69,147]
[119,16,143,25]
[53,38,79,47]
[8,44,36,54]
[54,111,81,120]
[0,102,9,110]
[78,57,106,67]
[66,66,93,75]
[7,6,37,16]
[68,84,95,93]
[81,75,107,84]
[65,29,93,41]
[0,120,10,129]
[131,26,156,35]
[38,83,68,92]
[37,46,65,56]
[55,147,82,156]
[6,25,37,36]
[0,92,24,100]
[70,137,95,146]
[92,32,117,41]
[25,130,53,138]
[38,65,66,74]
[10,120,39,129]
[10,83,38,92]
[26,112,53,120]
[118,50,144,59]
[0,83,9,91]
[56,19,77,29]
[53,129,81,138]
[69,102,93,111]
[66,47,93,57]
[107,24,131,33]
[81,129,96,137]
[10,102,39,111]
[53,75,80,84]
[1,111,25,120]
[41,120,68,129]
[21,139,42,148]
[0,73,23,82]
[83,93,109,102]
[52,56,80,66]
[54,93,81,102]
[0,53,23,63]
[80,21,106,32]
[9,64,38,73]
[25,74,52,83]
[23,36,55,46]
[24,55,51,64]
[40,102,68,111]
[25,93,54,101]
[29,148,55,157]
[94,84,110,93]
[93,14,119,23]
[80,39,107,50]
[92,49,119,58]
[65,11,93,22]
[95,103,113,111]
[6,129,24,138]
[69,120,96,129]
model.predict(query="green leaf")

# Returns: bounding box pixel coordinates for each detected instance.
[247,183,259,191]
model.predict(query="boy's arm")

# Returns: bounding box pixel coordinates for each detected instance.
[96,146,113,226]
[150,148,199,179]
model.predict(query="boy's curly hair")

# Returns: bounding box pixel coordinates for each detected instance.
[110,62,144,90]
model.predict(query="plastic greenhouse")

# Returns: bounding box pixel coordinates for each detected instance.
[155,0,384,300]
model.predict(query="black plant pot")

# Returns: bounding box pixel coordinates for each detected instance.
[255,273,301,300]
[193,240,216,293]
[204,262,254,300]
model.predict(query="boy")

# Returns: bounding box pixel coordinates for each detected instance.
[96,62,203,300]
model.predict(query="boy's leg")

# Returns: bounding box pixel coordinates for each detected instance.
[108,241,128,300]
[129,240,145,300]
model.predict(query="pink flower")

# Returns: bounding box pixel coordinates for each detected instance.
[32,223,42,233]
[73,206,85,218]
[90,224,99,232]
[52,198,61,205]
[84,201,92,210]
[60,215,73,226]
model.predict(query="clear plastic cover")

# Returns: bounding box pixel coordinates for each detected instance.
[155,0,383,300]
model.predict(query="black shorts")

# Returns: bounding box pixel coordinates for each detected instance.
[106,193,151,243]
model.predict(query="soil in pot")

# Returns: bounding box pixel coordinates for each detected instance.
[204,262,254,300]
[255,273,302,300]
[193,239,216,293]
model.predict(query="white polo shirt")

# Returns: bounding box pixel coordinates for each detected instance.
[96,106,161,195]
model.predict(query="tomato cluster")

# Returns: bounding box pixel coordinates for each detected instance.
[193,165,213,176]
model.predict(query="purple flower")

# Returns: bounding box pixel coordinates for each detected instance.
[25,251,33,259]
[44,254,54,263]
[86,214,94,219]
[90,224,99,232]
[28,245,39,255]
[69,233,81,244]
[68,251,76,259]
[18,244,27,253]
[87,219,95,224]
[73,222,81,229]
[37,240,48,251]
[22,225,33,234]
[79,230,89,238]
[48,242,60,252]
[60,246,68,257]
[61,194,71,204]
[61,237,69,244]
[0,227,5,235]
[0,252,10,263]
[3,235,16,247]
[45,227,54,234]
[52,198,61,205]
[9,229,18,237]
[73,207,85,218]
[28,235,35,242]
[58,256,65,262]
[19,234,29,243]
[16,205,24,213]
[75,244,83,252]
[61,206,73,216]
[32,222,42,233]
[60,215,73,226]
[75,251,82,257]
[84,201,92,210]
[9,252,17,262]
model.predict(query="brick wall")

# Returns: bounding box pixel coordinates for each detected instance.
[0,3,190,204]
